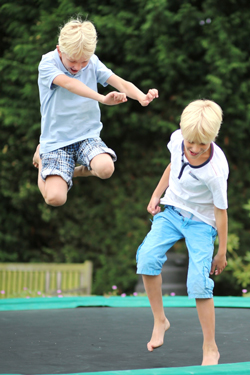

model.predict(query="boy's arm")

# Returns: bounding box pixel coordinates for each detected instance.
[107,74,158,106]
[210,207,228,275]
[53,74,127,105]
[147,163,171,215]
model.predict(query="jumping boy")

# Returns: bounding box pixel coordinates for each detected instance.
[136,100,228,366]
[33,18,158,206]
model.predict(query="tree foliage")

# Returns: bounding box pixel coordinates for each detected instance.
[1,0,250,295]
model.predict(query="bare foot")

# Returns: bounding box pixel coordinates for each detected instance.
[73,165,93,178]
[33,145,40,169]
[147,318,170,352]
[202,348,220,366]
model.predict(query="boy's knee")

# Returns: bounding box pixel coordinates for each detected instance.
[137,252,163,275]
[44,193,67,207]
[136,235,167,275]
[97,162,115,179]
[90,153,115,179]
[187,273,214,298]
[186,257,214,298]
[42,175,68,206]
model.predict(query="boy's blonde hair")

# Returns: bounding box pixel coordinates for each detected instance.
[180,100,223,144]
[58,18,97,60]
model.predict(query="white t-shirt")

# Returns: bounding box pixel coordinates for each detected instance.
[160,129,229,228]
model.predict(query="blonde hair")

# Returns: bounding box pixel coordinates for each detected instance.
[58,18,97,60]
[180,100,223,144]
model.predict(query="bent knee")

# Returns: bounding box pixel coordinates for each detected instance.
[137,252,164,275]
[45,193,67,207]
[187,275,214,298]
[43,175,68,206]
[97,163,115,179]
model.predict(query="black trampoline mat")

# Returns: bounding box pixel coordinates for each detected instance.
[0,307,249,374]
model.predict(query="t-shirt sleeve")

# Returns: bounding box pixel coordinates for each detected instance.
[95,57,113,87]
[167,138,172,153]
[38,56,65,90]
[207,175,228,209]
[167,129,182,153]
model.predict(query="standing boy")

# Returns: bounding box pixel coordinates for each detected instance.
[33,18,158,206]
[136,100,228,366]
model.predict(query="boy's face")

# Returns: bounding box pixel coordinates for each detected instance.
[184,139,211,160]
[57,46,89,75]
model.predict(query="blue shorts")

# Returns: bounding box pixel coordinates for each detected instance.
[136,205,217,299]
[40,138,116,190]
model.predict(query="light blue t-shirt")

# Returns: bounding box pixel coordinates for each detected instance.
[38,49,113,154]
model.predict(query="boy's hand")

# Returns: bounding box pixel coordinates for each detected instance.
[210,253,227,275]
[103,91,127,105]
[147,196,161,216]
[139,89,159,106]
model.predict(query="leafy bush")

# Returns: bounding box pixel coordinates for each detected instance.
[1,0,250,294]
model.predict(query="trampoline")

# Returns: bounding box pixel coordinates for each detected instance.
[0,296,249,375]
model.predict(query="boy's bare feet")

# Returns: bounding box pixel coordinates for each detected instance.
[202,347,220,366]
[147,318,170,352]
[73,165,93,178]
[33,145,40,169]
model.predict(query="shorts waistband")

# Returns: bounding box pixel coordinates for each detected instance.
[169,206,203,222]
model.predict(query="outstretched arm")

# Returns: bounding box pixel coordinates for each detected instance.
[210,207,228,275]
[147,164,171,215]
[53,74,127,105]
[107,74,158,106]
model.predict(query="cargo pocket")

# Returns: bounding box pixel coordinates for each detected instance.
[203,259,214,294]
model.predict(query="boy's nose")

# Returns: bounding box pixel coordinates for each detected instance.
[74,63,81,70]
[191,144,200,153]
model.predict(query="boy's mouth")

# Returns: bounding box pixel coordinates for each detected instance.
[189,150,199,156]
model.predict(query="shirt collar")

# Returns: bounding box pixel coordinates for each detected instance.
[54,49,68,73]
[181,141,214,169]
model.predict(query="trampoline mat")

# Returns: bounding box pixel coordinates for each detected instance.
[0,307,249,374]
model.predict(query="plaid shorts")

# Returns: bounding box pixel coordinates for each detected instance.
[40,138,117,189]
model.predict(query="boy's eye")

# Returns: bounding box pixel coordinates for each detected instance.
[187,141,207,146]
[69,59,88,64]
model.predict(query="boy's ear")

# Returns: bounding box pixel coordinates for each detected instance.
[56,45,62,57]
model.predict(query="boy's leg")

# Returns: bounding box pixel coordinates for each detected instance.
[42,175,68,206]
[74,138,116,179]
[142,274,170,351]
[90,153,115,178]
[196,298,220,365]
[137,207,183,351]
[74,153,114,179]
[33,145,68,207]
[184,220,218,365]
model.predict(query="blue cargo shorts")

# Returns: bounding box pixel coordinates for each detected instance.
[40,138,116,190]
[136,205,217,299]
